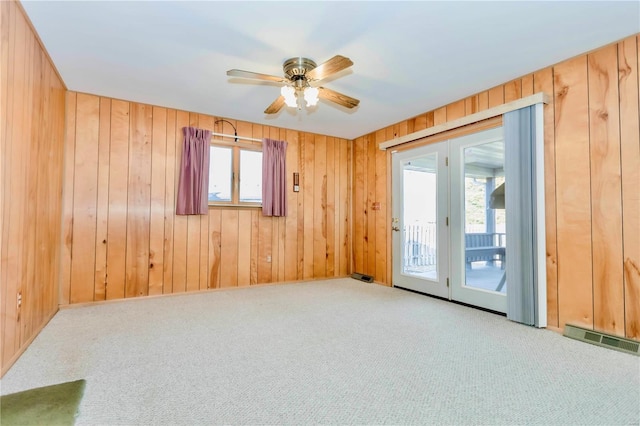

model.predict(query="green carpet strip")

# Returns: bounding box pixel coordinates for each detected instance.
[1,379,85,426]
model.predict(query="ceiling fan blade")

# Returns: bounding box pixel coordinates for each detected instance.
[317,87,360,109]
[264,96,286,114]
[227,69,287,83]
[306,55,353,82]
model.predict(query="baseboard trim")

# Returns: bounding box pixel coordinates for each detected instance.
[59,276,353,310]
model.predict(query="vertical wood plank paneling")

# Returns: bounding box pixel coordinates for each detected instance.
[30,51,46,334]
[2,5,18,362]
[488,86,504,108]
[148,106,167,296]
[413,114,428,133]
[335,139,344,276]
[185,206,201,289]
[208,209,221,289]
[36,58,64,329]
[106,100,129,300]
[587,45,624,335]
[250,209,259,284]
[434,107,446,126]
[251,124,263,284]
[326,137,336,276]
[534,67,559,328]
[94,97,111,301]
[522,74,534,97]
[477,91,489,112]
[69,93,99,303]
[2,0,66,375]
[339,140,354,276]
[303,134,315,278]
[271,128,284,282]
[185,114,201,293]
[124,103,152,298]
[446,100,466,121]
[366,134,377,278]
[554,56,594,329]
[198,115,214,290]
[0,2,9,266]
[172,112,188,293]
[60,92,76,304]
[237,209,252,286]
[257,212,272,284]
[504,79,522,102]
[163,109,177,294]
[314,135,327,277]
[3,5,27,361]
[375,129,387,283]
[21,30,37,340]
[465,95,477,115]
[209,209,222,288]
[425,111,435,128]
[353,137,364,274]
[284,129,299,281]
[619,37,640,339]
[11,13,30,355]
[220,210,239,287]
[361,134,369,275]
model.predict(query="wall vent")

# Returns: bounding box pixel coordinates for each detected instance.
[351,273,374,283]
[564,324,639,356]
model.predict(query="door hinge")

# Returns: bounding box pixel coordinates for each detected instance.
[446,278,450,287]
[446,217,449,226]
[445,156,449,166]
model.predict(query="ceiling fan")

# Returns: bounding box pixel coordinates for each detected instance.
[226,55,360,114]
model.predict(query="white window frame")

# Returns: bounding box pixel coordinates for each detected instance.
[208,139,262,208]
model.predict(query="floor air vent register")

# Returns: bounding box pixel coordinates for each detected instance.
[564,324,639,356]
[351,273,374,283]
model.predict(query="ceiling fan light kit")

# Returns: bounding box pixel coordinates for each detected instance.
[226,55,360,114]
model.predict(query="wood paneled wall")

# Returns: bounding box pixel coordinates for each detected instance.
[1,0,67,375]
[61,93,351,304]
[353,35,640,340]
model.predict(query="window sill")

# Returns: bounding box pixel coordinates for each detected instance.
[208,203,262,209]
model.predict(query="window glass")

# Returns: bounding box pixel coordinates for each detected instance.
[209,146,232,202]
[239,150,262,203]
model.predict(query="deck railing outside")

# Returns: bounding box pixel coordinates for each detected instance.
[402,223,506,270]
[403,223,437,269]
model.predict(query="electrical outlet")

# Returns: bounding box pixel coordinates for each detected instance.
[266,255,272,263]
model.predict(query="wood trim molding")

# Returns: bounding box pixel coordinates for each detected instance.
[379,92,550,150]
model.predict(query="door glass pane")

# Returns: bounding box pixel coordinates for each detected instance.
[463,140,506,293]
[402,153,437,280]
[209,146,232,202]
[239,150,262,203]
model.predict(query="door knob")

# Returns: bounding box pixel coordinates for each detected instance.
[392,226,400,232]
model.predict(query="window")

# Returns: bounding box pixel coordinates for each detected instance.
[208,143,262,206]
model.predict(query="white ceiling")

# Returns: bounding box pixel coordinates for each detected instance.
[21,1,640,140]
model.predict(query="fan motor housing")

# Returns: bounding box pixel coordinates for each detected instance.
[283,57,317,80]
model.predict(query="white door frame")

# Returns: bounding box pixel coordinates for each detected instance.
[391,142,449,298]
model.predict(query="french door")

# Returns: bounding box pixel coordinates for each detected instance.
[449,128,506,313]
[391,142,449,298]
[391,127,507,313]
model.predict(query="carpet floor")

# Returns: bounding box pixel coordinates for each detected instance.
[1,278,638,425]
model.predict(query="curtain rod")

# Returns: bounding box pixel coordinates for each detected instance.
[210,131,262,143]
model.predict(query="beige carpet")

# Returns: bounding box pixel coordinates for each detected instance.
[1,278,639,425]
